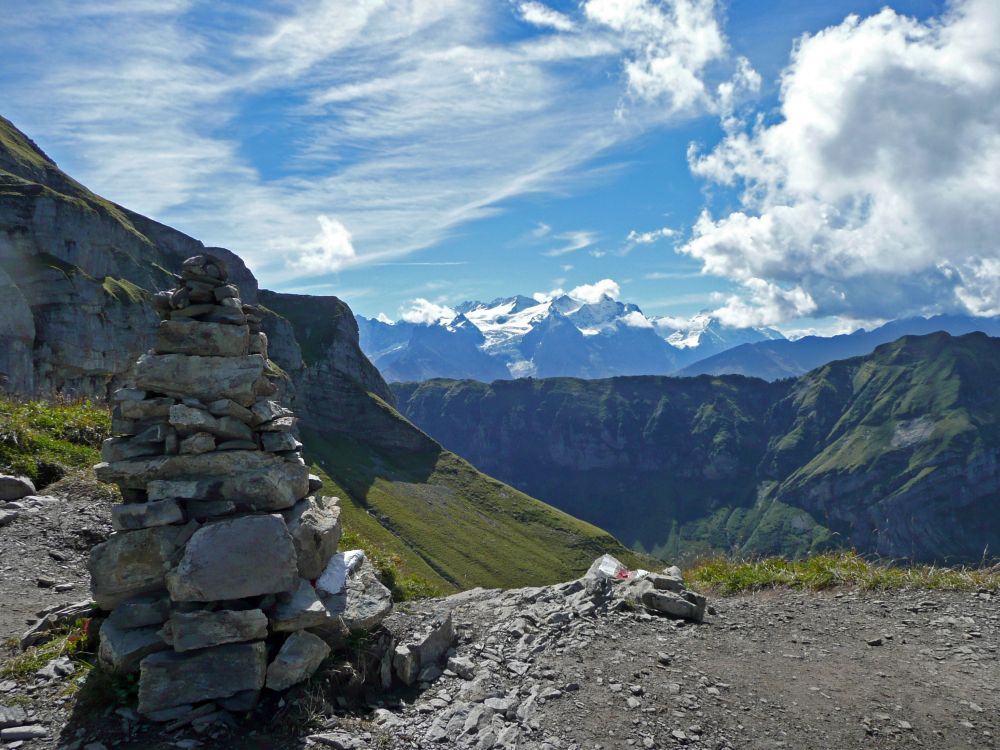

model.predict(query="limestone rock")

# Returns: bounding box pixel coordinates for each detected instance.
[270,579,334,632]
[169,609,268,652]
[166,515,298,602]
[179,432,215,455]
[317,553,393,633]
[98,620,167,675]
[265,631,330,691]
[0,475,35,501]
[111,499,184,531]
[89,525,190,610]
[155,320,249,357]
[107,593,171,629]
[119,397,175,421]
[134,353,265,406]
[283,496,342,580]
[98,451,309,510]
[137,641,267,715]
[261,431,302,453]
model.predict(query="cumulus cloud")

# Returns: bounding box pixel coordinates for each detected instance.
[621,310,653,328]
[516,1,576,32]
[569,278,621,303]
[625,227,677,245]
[682,0,1000,324]
[400,298,457,325]
[584,0,734,114]
[290,215,358,273]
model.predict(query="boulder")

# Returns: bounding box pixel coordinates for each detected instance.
[166,515,298,602]
[0,475,34,502]
[134,353,265,406]
[265,631,330,691]
[98,620,167,675]
[168,609,268,652]
[89,525,191,610]
[283,496,342,580]
[155,320,250,357]
[137,641,267,715]
[111,499,184,531]
[169,405,253,442]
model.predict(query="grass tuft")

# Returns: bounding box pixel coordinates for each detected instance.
[0,395,110,486]
[686,551,1000,595]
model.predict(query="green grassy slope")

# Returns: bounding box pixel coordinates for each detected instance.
[303,421,656,592]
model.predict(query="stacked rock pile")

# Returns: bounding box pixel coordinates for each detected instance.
[89,254,392,719]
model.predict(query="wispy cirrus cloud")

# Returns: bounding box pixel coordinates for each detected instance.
[0,0,754,287]
[543,230,599,257]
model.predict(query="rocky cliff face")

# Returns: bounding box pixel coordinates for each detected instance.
[0,116,396,445]
[394,333,1000,564]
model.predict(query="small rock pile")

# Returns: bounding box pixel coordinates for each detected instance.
[89,254,392,720]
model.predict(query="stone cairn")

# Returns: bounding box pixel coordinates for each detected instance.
[89,254,392,719]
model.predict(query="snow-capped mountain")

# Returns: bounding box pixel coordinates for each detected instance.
[357,292,785,383]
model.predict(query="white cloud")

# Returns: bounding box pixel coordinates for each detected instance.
[569,278,621,303]
[543,230,598,256]
[516,2,576,32]
[375,312,394,324]
[400,298,457,325]
[532,222,553,238]
[290,216,358,273]
[683,0,1000,323]
[584,0,733,115]
[621,310,653,328]
[0,0,752,289]
[626,226,675,244]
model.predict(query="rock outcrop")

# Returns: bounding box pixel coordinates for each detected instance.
[88,255,392,716]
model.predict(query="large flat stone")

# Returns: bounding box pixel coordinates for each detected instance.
[283,496,342,580]
[265,631,330,691]
[96,451,310,510]
[167,515,298,602]
[169,609,268,652]
[137,641,267,715]
[134,353,265,406]
[89,526,189,610]
[155,320,250,357]
[169,405,253,441]
[111,499,184,531]
[107,592,171,629]
[98,620,167,675]
[270,579,334,632]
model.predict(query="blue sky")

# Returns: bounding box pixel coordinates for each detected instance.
[2,0,997,335]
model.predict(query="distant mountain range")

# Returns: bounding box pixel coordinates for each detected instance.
[393,332,1000,564]
[361,295,1000,383]
[358,294,783,381]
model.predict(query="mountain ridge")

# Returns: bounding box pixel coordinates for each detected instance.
[392,331,1000,564]
[0,114,650,590]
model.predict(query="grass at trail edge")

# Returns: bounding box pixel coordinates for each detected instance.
[687,551,1000,595]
